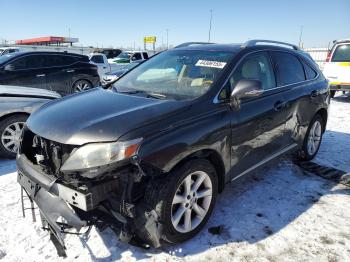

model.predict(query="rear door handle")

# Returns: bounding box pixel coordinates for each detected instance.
[66,69,75,73]
[36,74,46,77]
[274,101,287,111]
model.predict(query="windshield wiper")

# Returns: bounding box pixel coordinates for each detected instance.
[118,89,167,99]
[147,92,167,99]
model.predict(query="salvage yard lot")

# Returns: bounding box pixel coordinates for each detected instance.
[0,96,350,262]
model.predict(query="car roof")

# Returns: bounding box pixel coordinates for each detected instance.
[9,51,87,58]
[173,43,302,53]
[0,47,19,50]
[174,43,242,52]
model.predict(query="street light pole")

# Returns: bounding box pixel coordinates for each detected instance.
[208,9,213,42]
[166,29,169,49]
[298,25,303,48]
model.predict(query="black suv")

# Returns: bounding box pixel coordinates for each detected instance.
[0,51,100,95]
[17,40,329,256]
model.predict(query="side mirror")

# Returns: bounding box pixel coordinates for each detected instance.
[230,79,263,108]
[231,79,263,100]
[4,64,15,71]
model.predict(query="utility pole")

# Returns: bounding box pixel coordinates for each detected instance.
[68,28,72,46]
[298,25,303,48]
[208,9,213,42]
[166,29,169,50]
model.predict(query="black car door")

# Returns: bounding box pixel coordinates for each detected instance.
[227,51,291,180]
[45,54,76,95]
[0,54,46,89]
[269,51,327,146]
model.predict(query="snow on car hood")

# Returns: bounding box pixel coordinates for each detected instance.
[27,88,186,145]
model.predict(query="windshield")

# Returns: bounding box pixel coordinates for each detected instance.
[125,62,139,69]
[113,50,235,100]
[116,52,132,59]
[332,44,350,62]
[0,53,17,64]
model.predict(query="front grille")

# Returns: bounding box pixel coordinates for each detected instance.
[20,127,75,177]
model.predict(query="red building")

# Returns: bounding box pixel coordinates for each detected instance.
[16,36,78,46]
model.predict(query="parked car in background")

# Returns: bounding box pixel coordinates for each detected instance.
[16,40,329,255]
[0,47,21,56]
[89,53,141,77]
[93,48,122,63]
[110,50,149,64]
[0,52,100,96]
[0,85,60,158]
[101,60,142,84]
[323,39,350,97]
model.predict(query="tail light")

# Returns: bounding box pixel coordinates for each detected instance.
[326,51,332,62]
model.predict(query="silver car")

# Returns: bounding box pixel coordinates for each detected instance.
[0,85,61,158]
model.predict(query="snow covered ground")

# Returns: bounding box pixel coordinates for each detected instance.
[0,95,350,262]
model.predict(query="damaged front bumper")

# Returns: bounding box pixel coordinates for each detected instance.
[16,154,161,257]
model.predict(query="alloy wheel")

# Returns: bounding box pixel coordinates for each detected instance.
[307,120,322,156]
[171,171,213,233]
[1,122,24,153]
[74,80,92,92]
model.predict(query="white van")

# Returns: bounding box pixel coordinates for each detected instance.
[323,39,350,97]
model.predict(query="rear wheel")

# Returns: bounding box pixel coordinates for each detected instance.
[299,114,324,161]
[144,159,218,244]
[0,115,28,159]
[73,79,92,93]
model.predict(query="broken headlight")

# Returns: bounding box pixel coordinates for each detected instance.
[60,138,142,172]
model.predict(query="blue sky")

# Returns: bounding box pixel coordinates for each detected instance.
[1,0,349,49]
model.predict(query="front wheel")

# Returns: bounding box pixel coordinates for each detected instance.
[299,114,324,161]
[73,79,93,93]
[0,115,28,158]
[144,159,218,244]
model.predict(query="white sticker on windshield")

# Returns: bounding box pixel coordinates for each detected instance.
[195,60,227,69]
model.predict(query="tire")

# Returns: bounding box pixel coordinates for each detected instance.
[0,115,28,159]
[299,114,324,161]
[143,159,218,244]
[330,90,336,98]
[72,79,93,93]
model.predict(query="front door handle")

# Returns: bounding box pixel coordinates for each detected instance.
[274,101,287,111]
[36,74,46,77]
[66,69,75,73]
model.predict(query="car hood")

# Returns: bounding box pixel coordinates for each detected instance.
[27,88,187,145]
[0,85,61,99]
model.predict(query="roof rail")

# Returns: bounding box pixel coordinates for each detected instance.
[333,39,350,44]
[174,42,214,48]
[243,39,299,50]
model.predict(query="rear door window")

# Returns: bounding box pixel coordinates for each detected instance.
[46,55,67,67]
[332,44,350,62]
[302,61,317,80]
[143,52,149,59]
[270,51,305,86]
[62,56,77,65]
